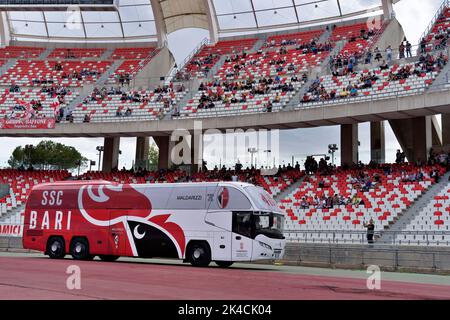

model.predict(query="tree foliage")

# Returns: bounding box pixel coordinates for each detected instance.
[8,141,88,170]
[148,142,159,167]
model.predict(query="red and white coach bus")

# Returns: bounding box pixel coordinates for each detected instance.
[22,181,285,267]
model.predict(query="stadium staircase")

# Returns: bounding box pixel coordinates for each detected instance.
[379,170,450,243]
[429,54,450,89]
[250,38,266,52]
[64,83,95,115]
[169,77,202,118]
[0,58,17,77]
[205,55,227,81]
[0,203,24,224]
[38,47,53,60]
[100,48,114,60]
[318,26,332,43]
[284,79,311,110]
[284,41,345,110]
[274,175,306,203]
[96,59,124,85]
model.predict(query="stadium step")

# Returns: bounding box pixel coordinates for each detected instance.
[379,170,450,243]
[100,48,114,60]
[0,58,17,77]
[274,175,306,203]
[38,47,53,60]
[0,203,24,224]
[170,78,201,118]
[96,59,124,85]
[429,53,450,89]
[250,39,266,52]
[318,26,332,43]
[205,55,227,81]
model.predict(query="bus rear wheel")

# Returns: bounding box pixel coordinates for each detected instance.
[70,238,93,261]
[47,237,65,259]
[215,261,233,268]
[99,255,119,262]
[188,242,211,267]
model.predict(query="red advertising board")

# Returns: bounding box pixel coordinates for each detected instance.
[0,224,22,237]
[0,118,56,130]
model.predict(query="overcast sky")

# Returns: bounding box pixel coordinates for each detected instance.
[0,0,444,172]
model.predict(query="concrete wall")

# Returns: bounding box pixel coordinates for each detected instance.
[133,46,175,89]
[374,17,405,51]
[1,86,449,138]
[283,243,450,274]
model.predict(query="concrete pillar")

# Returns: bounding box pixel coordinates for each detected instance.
[443,113,450,149]
[370,121,385,164]
[205,0,219,44]
[382,0,394,21]
[389,116,432,164]
[150,0,168,47]
[431,115,443,150]
[0,13,11,47]
[135,136,149,169]
[102,137,120,173]
[340,124,358,167]
[154,136,171,170]
[412,116,432,164]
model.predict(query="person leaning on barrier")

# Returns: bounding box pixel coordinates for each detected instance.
[363,219,375,244]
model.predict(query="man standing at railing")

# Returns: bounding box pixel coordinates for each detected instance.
[406,41,412,58]
[363,219,375,245]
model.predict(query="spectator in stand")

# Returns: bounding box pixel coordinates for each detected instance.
[385,45,393,62]
[374,47,383,62]
[363,219,375,245]
[406,41,412,58]
[420,38,427,54]
[399,42,405,59]
[365,50,372,64]
[83,114,91,123]
[264,101,273,112]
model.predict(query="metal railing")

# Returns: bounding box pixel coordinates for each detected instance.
[284,242,450,272]
[284,230,450,246]
[175,37,210,76]
[419,0,449,44]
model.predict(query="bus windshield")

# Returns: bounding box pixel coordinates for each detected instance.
[253,212,284,239]
[244,186,281,213]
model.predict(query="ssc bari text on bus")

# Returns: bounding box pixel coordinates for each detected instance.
[22,181,286,267]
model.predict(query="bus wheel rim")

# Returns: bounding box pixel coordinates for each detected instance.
[193,248,203,259]
[75,244,83,253]
[51,243,59,252]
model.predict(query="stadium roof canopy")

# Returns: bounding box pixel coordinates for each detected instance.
[0,0,400,43]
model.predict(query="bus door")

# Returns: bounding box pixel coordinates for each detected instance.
[231,211,254,261]
[108,210,127,256]
[205,210,232,261]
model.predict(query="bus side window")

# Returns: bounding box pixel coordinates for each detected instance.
[232,212,252,238]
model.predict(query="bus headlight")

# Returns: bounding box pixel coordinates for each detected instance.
[258,241,272,250]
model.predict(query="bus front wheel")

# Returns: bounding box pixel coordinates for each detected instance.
[215,261,233,268]
[99,255,119,262]
[70,238,93,261]
[47,237,66,259]
[187,242,211,267]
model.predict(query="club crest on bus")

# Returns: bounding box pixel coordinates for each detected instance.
[217,187,229,209]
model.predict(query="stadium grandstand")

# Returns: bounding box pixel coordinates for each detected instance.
[0,0,450,301]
